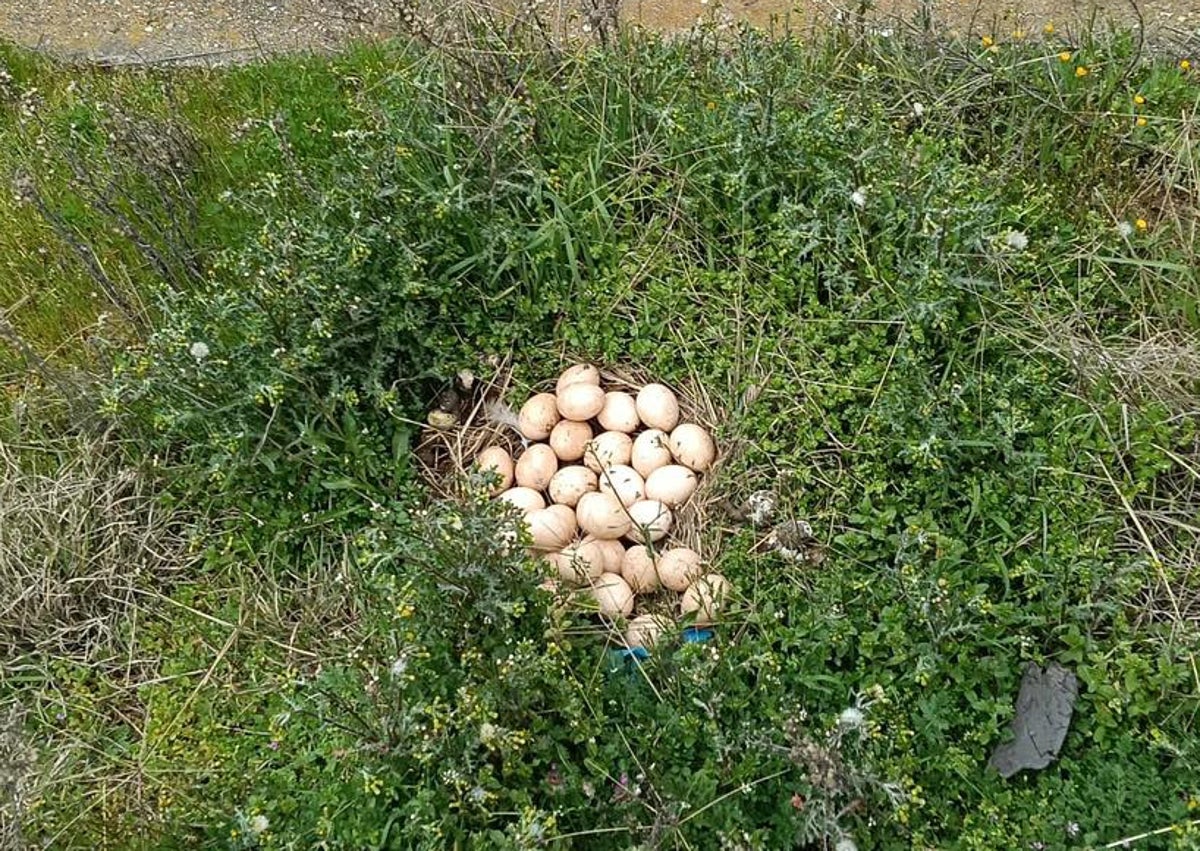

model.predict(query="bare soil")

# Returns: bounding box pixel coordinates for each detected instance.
[0,0,1197,65]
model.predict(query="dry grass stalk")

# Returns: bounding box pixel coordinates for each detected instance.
[0,436,198,669]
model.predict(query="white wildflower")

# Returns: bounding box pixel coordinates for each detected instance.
[188,341,210,361]
[1117,221,1134,238]
[838,706,866,729]
[479,722,499,744]
[1003,229,1029,251]
[390,655,409,678]
[249,814,269,835]
[912,101,925,118]
[850,188,868,209]
[835,839,858,851]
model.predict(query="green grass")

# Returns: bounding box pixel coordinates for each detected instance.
[2,13,1200,849]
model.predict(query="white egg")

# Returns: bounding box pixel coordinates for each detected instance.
[656,547,702,592]
[590,574,634,618]
[576,492,632,540]
[625,499,672,544]
[597,464,646,508]
[515,444,558,491]
[557,382,606,422]
[680,573,731,626]
[475,446,514,495]
[669,423,716,472]
[549,419,593,462]
[624,613,670,649]
[498,487,545,514]
[518,393,561,441]
[556,363,601,393]
[621,544,660,593]
[525,505,577,552]
[630,429,673,477]
[582,536,627,573]
[583,431,633,472]
[548,465,598,507]
[636,383,681,432]
[644,464,698,507]
[597,391,640,433]
[556,540,606,583]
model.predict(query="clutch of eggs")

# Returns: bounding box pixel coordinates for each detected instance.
[475,363,730,642]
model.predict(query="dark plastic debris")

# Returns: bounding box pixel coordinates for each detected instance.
[989,662,1079,778]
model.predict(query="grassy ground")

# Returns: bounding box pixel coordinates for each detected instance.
[2,10,1200,849]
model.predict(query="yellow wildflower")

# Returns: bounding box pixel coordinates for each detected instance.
[1181,59,1191,71]
[706,101,716,110]
[1013,29,1025,39]
[1058,51,1072,62]
[1134,94,1146,105]
[1135,218,1148,232]
[1075,66,1090,77]
[1044,22,1055,35]
[1136,116,1147,127]
[981,35,994,48]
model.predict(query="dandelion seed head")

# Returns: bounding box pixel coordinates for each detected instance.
[850,188,867,209]
[189,341,210,361]
[1003,229,1029,251]
[249,815,269,835]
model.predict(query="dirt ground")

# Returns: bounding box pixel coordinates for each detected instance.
[0,0,1197,65]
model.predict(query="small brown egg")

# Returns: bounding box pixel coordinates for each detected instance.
[549,420,593,462]
[636,383,681,432]
[621,544,660,593]
[656,547,702,592]
[576,492,632,540]
[669,423,716,472]
[597,391,640,433]
[583,431,633,472]
[515,444,558,491]
[475,446,514,495]
[556,363,601,392]
[624,613,670,649]
[558,382,606,422]
[557,540,606,583]
[591,574,635,618]
[625,499,672,544]
[644,464,698,507]
[548,465,598,507]
[680,573,732,626]
[597,464,646,507]
[498,487,545,514]
[631,429,673,477]
[518,393,561,441]
[526,504,577,552]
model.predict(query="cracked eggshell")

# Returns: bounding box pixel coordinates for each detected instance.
[556,363,600,393]
[644,464,698,507]
[597,464,646,508]
[681,573,731,626]
[549,420,593,462]
[498,487,545,514]
[557,382,606,422]
[636,383,681,432]
[515,444,558,491]
[583,431,633,473]
[597,391,640,433]
[575,491,632,540]
[519,393,560,441]
[624,613,670,649]
[625,499,672,544]
[621,544,660,593]
[669,424,716,472]
[631,429,673,478]
[591,574,635,618]
[656,547,702,592]
[548,465,597,507]
[526,504,577,552]
[475,446,514,495]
